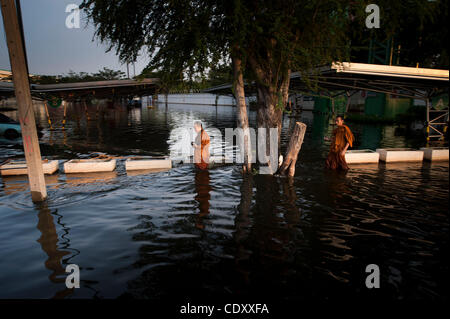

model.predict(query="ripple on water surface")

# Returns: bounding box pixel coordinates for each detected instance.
[0,103,448,299]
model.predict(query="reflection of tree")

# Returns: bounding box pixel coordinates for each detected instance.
[35,202,73,299]
[234,175,253,287]
[232,174,303,296]
[253,176,293,263]
[280,177,302,228]
[194,169,212,229]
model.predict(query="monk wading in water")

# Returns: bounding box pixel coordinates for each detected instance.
[325,115,354,170]
[192,121,210,170]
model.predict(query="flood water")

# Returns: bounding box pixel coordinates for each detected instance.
[0,101,448,301]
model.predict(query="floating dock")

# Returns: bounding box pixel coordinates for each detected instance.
[376,148,424,163]
[64,158,116,173]
[345,150,380,164]
[420,147,449,161]
[125,157,172,171]
[0,159,59,176]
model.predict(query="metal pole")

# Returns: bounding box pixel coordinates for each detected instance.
[1,0,47,201]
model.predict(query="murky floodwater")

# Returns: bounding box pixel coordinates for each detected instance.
[0,101,448,300]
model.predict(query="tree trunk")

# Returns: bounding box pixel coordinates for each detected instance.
[255,69,291,174]
[255,84,282,174]
[232,54,252,173]
[247,42,295,175]
[256,83,284,143]
[278,122,307,177]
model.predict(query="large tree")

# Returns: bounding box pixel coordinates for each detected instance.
[81,0,443,174]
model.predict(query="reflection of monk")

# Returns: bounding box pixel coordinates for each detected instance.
[194,169,212,229]
[192,121,210,170]
[325,115,354,170]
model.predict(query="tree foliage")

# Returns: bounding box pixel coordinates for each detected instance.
[80,0,446,172]
[349,0,447,68]
[81,0,445,89]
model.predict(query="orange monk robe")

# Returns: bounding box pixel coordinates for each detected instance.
[194,129,210,170]
[325,125,354,170]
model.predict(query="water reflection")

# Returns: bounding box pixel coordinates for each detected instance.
[311,113,330,143]
[325,169,350,205]
[126,168,170,177]
[0,101,448,300]
[35,202,74,298]
[194,169,212,230]
[234,175,253,288]
[1,174,59,194]
[65,171,118,185]
[360,125,383,150]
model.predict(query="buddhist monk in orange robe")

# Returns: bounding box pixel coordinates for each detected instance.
[325,115,354,170]
[192,121,210,170]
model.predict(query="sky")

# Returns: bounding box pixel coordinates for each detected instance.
[0,0,149,76]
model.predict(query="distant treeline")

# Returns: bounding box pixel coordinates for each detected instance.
[25,65,231,93]
[136,64,233,94]
[29,67,126,84]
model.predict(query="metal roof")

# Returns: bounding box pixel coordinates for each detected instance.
[328,62,448,81]
[0,78,159,99]
[204,62,449,99]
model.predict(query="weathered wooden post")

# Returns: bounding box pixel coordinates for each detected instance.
[232,53,251,173]
[278,122,307,177]
[1,0,47,201]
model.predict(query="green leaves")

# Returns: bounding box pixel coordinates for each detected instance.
[81,0,447,96]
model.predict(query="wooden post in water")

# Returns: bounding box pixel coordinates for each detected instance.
[232,53,251,173]
[278,122,307,177]
[426,97,430,143]
[1,0,47,201]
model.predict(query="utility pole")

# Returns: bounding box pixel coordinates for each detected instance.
[1,0,47,202]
